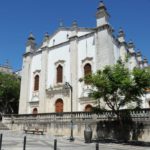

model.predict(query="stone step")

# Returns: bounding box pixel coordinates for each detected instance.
[0,122,9,130]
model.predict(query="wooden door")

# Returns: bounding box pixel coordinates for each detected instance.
[85,104,92,112]
[55,99,63,113]
[33,108,38,114]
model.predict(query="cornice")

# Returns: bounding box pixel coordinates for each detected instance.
[33,69,41,74]
[55,60,65,66]
[69,35,78,41]
[23,52,33,57]
[95,24,111,32]
[129,52,136,57]
[119,41,128,47]
[46,85,69,98]
[82,57,93,64]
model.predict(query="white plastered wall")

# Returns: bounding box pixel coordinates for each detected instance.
[77,35,96,111]
[46,44,70,112]
[29,54,42,102]
[47,44,70,88]
[113,44,120,62]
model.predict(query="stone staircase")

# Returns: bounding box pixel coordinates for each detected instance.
[0,122,9,130]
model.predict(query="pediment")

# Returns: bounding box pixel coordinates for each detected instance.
[47,28,71,47]
[40,27,94,48]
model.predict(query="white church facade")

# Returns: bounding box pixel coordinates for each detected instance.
[19,2,150,114]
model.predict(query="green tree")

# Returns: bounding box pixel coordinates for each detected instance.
[0,73,20,114]
[84,61,150,119]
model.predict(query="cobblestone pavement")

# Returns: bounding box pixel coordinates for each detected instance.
[0,130,150,150]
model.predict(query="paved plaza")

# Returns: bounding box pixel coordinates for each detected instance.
[0,130,150,150]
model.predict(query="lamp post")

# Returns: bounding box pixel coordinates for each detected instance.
[64,82,74,141]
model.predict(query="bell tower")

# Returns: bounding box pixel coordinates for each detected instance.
[96,1,110,27]
[95,1,115,69]
[19,33,36,114]
[26,33,36,53]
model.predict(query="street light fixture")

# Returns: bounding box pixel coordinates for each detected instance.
[64,82,74,141]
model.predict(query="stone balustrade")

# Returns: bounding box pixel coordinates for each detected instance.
[2,108,150,124]
[2,108,150,142]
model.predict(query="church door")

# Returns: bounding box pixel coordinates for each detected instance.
[32,108,38,114]
[55,99,63,113]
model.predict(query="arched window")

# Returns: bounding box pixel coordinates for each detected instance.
[34,75,39,91]
[85,104,93,112]
[55,99,63,113]
[57,65,63,83]
[32,108,38,114]
[84,63,92,84]
[84,63,92,76]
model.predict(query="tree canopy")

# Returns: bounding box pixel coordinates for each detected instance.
[0,72,20,114]
[84,61,150,114]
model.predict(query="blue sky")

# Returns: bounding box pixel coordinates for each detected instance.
[0,0,150,71]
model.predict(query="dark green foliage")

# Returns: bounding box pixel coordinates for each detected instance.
[84,61,150,115]
[84,61,150,141]
[0,73,20,114]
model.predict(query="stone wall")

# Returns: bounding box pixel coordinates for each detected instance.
[2,109,150,141]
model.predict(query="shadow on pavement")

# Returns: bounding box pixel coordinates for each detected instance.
[92,139,150,147]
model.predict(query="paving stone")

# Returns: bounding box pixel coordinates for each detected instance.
[0,130,150,150]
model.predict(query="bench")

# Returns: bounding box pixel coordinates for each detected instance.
[24,128,45,135]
